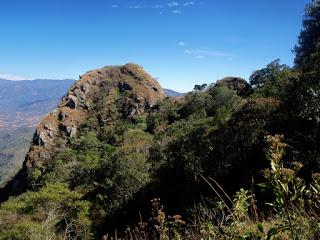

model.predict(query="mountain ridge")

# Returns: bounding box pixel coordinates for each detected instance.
[0,74,183,187]
[0,63,165,198]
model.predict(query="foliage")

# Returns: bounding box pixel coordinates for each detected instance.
[294,0,320,72]
[214,77,253,97]
[101,135,320,240]
[1,2,320,238]
[147,98,181,134]
[232,188,251,222]
[249,59,290,89]
[249,59,295,99]
[258,135,320,239]
[178,91,213,118]
[208,85,245,124]
[193,83,207,92]
[288,0,320,125]
[179,84,244,124]
[0,184,91,240]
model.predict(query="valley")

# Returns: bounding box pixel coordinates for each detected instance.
[0,79,74,186]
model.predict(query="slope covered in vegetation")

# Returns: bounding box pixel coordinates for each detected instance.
[0,1,320,239]
[0,79,74,187]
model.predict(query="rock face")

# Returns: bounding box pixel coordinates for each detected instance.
[0,64,165,200]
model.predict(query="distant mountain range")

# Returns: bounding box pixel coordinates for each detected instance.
[0,79,74,186]
[164,88,184,97]
[0,79,182,133]
[0,79,75,131]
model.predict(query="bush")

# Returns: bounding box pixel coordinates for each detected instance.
[0,184,91,239]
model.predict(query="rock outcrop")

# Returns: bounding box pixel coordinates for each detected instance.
[0,64,165,200]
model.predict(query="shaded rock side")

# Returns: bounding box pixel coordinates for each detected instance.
[0,63,165,200]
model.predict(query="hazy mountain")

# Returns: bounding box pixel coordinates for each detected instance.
[0,79,74,186]
[164,88,184,97]
[0,79,74,131]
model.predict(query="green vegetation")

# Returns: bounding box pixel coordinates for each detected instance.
[0,1,320,239]
[0,183,91,239]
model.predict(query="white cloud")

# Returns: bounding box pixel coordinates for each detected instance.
[171,9,182,14]
[195,55,205,59]
[129,5,146,9]
[0,73,33,81]
[184,49,236,59]
[183,1,195,6]
[111,1,198,12]
[152,5,164,9]
[179,41,185,46]
[168,2,179,7]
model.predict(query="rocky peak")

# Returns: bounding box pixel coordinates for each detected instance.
[0,64,165,199]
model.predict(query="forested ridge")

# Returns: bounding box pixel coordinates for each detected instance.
[0,1,319,239]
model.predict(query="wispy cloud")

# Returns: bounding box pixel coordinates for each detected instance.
[183,1,195,6]
[179,41,185,46]
[0,73,33,81]
[129,5,146,9]
[168,2,179,7]
[184,49,236,59]
[195,55,205,59]
[110,1,198,14]
[152,5,164,9]
[171,9,182,14]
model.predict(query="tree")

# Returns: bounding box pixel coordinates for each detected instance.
[294,0,320,73]
[0,184,91,239]
[214,77,253,97]
[146,98,180,133]
[193,83,207,92]
[208,85,244,124]
[249,59,290,89]
[179,92,213,118]
[288,0,320,124]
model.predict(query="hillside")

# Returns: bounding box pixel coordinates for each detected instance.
[1,64,165,197]
[0,1,319,239]
[0,58,319,239]
[0,128,34,185]
[0,79,74,186]
[0,78,184,187]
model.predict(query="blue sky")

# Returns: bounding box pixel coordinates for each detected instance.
[0,0,310,92]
